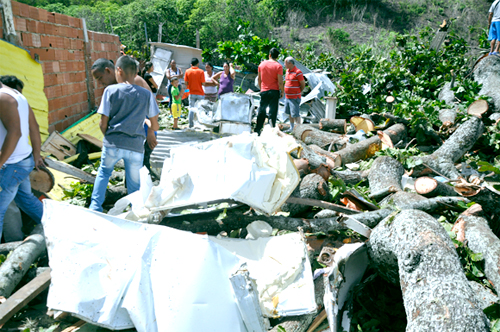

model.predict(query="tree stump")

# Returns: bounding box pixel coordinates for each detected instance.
[318,119,347,134]
[368,209,490,332]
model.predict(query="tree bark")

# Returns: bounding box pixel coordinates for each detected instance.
[281,174,332,217]
[333,124,406,166]
[382,113,409,126]
[381,191,468,212]
[0,225,46,297]
[414,116,484,179]
[453,207,500,295]
[309,145,341,169]
[368,156,404,195]
[489,112,500,123]
[414,176,459,197]
[331,169,369,185]
[291,140,330,171]
[318,119,347,134]
[368,209,490,332]
[293,124,346,151]
[467,187,500,225]
[279,123,320,132]
[0,241,23,256]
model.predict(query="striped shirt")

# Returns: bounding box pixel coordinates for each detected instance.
[285,66,304,99]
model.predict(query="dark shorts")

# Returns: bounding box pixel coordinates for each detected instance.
[284,98,301,118]
[490,21,500,41]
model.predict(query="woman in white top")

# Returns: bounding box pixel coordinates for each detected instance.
[165,59,183,108]
[203,62,218,102]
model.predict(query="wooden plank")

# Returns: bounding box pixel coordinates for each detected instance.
[61,320,87,332]
[77,133,103,149]
[45,158,95,184]
[0,269,51,328]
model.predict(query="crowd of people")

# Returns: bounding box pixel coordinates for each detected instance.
[0,47,306,241]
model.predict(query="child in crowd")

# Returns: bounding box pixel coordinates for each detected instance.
[170,77,183,130]
[89,55,160,212]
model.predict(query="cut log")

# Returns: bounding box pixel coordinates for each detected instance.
[0,225,46,298]
[381,191,468,212]
[29,166,55,193]
[318,119,347,134]
[368,209,490,331]
[309,145,341,169]
[368,186,400,201]
[281,174,332,217]
[368,156,404,195]
[489,112,500,123]
[279,123,320,132]
[350,116,375,133]
[331,169,369,185]
[294,158,311,177]
[414,176,459,197]
[286,197,359,216]
[467,187,500,224]
[439,108,457,128]
[0,269,51,328]
[453,205,500,295]
[467,99,489,118]
[0,241,23,256]
[333,124,406,166]
[292,124,346,150]
[351,209,392,228]
[414,116,484,179]
[386,96,395,103]
[291,140,329,171]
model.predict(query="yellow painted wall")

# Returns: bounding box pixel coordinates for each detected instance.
[0,40,49,141]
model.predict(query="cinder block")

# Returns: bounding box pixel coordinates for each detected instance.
[29,6,39,20]
[38,8,48,22]
[14,18,27,32]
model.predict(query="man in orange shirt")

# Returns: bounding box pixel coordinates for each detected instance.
[255,48,284,135]
[284,57,305,132]
[184,58,206,128]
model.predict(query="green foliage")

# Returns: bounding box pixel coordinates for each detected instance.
[327,27,351,54]
[374,147,424,169]
[62,182,94,207]
[328,177,346,201]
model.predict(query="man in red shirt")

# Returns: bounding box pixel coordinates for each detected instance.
[255,48,284,134]
[284,57,305,132]
[184,58,206,128]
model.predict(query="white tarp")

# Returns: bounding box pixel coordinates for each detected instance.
[112,127,300,221]
[42,200,316,331]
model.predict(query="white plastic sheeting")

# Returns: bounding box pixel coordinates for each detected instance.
[112,127,300,221]
[41,200,316,331]
[214,93,253,124]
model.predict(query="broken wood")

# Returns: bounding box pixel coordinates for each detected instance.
[281,174,332,217]
[41,131,77,161]
[453,205,500,295]
[368,156,404,195]
[413,116,484,179]
[291,140,329,171]
[318,119,347,134]
[467,99,489,118]
[333,124,406,166]
[286,197,360,216]
[293,124,346,151]
[368,186,400,201]
[45,157,96,184]
[382,113,409,126]
[309,144,341,169]
[331,169,369,185]
[0,225,46,298]
[368,209,489,331]
[350,116,375,133]
[77,133,103,149]
[382,191,468,212]
[414,176,459,197]
[0,269,51,328]
[61,320,87,332]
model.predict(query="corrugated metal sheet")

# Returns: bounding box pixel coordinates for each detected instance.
[150,130,222,169]
[61,112,104,145]
[0,40,49,141]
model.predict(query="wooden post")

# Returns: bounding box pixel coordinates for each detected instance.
[325,96,337,119]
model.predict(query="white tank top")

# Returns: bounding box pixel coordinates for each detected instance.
[0,87,32,164]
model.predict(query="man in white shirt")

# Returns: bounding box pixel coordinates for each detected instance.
[0,80,44,239]
[489,0,500,55]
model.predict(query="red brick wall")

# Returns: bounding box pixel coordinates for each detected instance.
[8,1,121,133]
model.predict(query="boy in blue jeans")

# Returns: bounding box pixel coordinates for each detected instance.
[90,56,160,212]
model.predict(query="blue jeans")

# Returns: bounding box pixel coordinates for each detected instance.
[89,146,144,212]
[0,154,43,237]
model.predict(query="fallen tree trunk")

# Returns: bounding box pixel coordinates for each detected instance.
[291,140,331,171]
[413,116,484,179]
[414,176,459,197]
[467,187,500,225]
[309,145,341,168]
[368,209,490,331]
[281,174,332,217]
[318,119,347,134]
[381,191,468,212]
[293,124,346,151]
[368,156,404,195]
[453,205,500,295]
[0,241,23,256]
[0,225,46,298]
[333,124,406,166]
[331,169,369,185]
